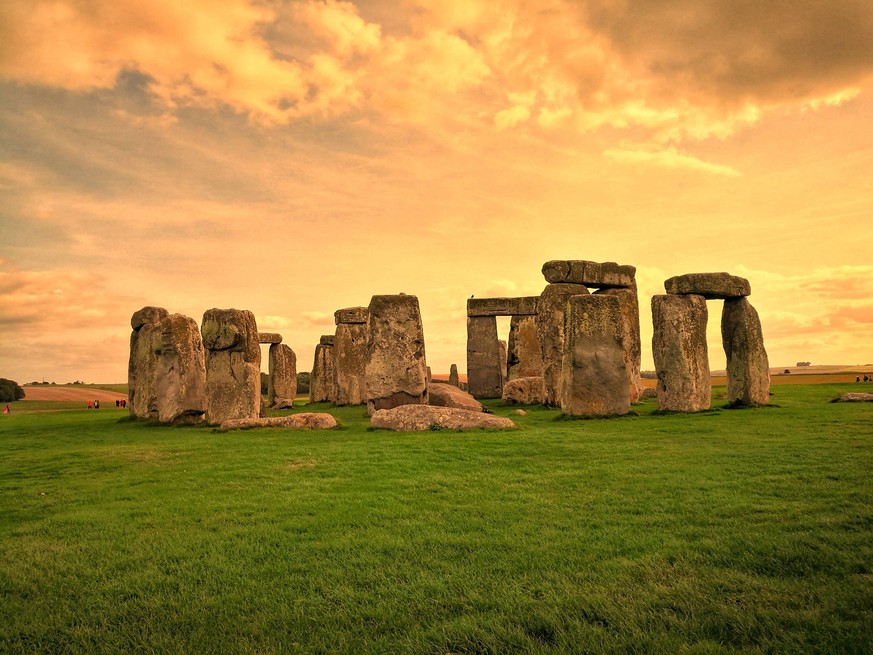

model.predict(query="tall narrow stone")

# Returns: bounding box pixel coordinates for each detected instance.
[128,306,169,419]
[201,308,261,424]
[722,298,770,406]
[561,295,630,416]
[536,283,589,406]
[365,294,428,415]
[155,313,207,424]
[595,283,642,403]
[652,294,710,412]
[466,315,503,398]
[498,340,508,385]
[507,314,543,380]
[449,364,460,388]
[268,343,297,409]
[334,321,368,406]
[309,337,336,403]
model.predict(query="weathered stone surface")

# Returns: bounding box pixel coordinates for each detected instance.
[542,260,636,288]
[561,295,630,416]
[639,387,658,400]
[334,306,368,325]
[268,343,297,409]
[334,322,368,406]
[320,334,335,346]
[499,340,508,384]
[501,377,545,405]
[370,405,515,431]
[536,283,590,406]
[201,308,261,425]
[722,298,770,406]
[595,284,642,403]
[128,306,169,419]
[467,315,503,399]
[258,333,283,344]
[652,294,711,411]
[665,273,751,299]
[467,296,539,317]
[507,314,543,380]
[220,413,338,430]
[428,382,483,412]
[365,294,428,414]
[155,313,206,424]
[309,340,336,403]
[449,364,460,387]
[834,392,873,402]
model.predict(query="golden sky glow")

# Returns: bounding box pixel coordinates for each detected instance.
[1,0,872,383]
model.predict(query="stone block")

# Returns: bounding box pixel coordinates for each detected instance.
[651,294,710,411]
[467,296,539,317]
[665,273,751,299]
[542,260,636,288]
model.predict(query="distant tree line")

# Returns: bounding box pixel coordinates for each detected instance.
[0,378,25,403]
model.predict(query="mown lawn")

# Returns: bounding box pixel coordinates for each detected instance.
[1,384,871,654]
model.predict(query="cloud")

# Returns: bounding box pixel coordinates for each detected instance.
[604,147,741,176]
[302,311,335,327]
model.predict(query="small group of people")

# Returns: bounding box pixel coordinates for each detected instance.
[855,375,872,383]
[115,399,127,409]
[87,400,100,409]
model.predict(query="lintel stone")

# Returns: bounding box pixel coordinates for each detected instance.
[334,306,368,325]
[665,272,751,299]
[319,334,335,346]
[258,332,283,344]
[467,296,539,317]
[542,260,636,288]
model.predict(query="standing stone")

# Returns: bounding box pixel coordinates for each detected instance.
[155,313,207,424]
[365,294,428,415]
[507,314,543,380]
[536,283,589,406]
[498,340,508,384]
[309,337,336,403]
[128,306,169,419]
[333,321,368,406]
[467,315,503,398]
[722,298,770,406]
[449,364,460,388]
[561,295,630,416]
[268,343,297,409]
[652,294,710,412]
[595,283,642,403]
[201,308,261,425]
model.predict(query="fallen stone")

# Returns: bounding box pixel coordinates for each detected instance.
[833,392,873,402]
[507,314,543,380]
[258,333,283,344]
[128,306,169,419]
[334,306,368,325]
[201,308,262,424]
[665,273,751,299]
[542,260,636,288]
[220,413,338,430]
[334,321,368,406]
[370,405,515,431]
[536,283,589,406]
[639,387,658,400]
[365,294,428,414]
[467,296,539,317]
[722,298,770,406]
[309,339,336,403]
[268,343,297,409]
[501,377,545,405]
[428,382,483,412]
[561,294,630,416]
[155,313,207,424]
[467,315,503,399]
[651,294,711,411]
[514,409,526,416]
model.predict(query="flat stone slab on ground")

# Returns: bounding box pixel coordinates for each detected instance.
[370,405,515,431]
[467,296,539,317]
[834,392,873,402]
[428,382,483,412]
[665,273,751,299]
[542,260,636,288]
[220,413,338,430]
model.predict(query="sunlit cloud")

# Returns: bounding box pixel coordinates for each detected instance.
[603,147,741,176]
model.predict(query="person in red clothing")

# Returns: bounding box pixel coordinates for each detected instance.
[88,401,92,409]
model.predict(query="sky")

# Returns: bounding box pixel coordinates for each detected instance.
[1,0,873,384]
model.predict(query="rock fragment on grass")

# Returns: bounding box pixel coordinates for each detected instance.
[370,405,515,431]
[220,413,338,430]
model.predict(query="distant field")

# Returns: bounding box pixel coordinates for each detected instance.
[1,383,871,653]
[21,385,128,403]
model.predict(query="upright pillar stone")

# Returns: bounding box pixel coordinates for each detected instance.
[507,314,543,380]
[595,283,642,403]
[651,294,710,411]
[155,313,206,424]
[722,298,770,406]
[309,336,336,403]
[498,340,508,385]
[561,295,630,416]
[467,315,503,399]
[128,306,169,419]
[536,283,589,406]
[449,364,460,388]
[333,307,368,406]
[365,294,428,415]
[201,308,261,425]
[268,343,297,409]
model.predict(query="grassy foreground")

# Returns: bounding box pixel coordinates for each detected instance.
[1,385,871,654]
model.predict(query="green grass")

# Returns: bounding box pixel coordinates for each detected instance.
[1,385,871,654]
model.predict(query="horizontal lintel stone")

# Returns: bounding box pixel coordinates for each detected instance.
[665,272,751,299]
[334,306,368,325]
[467,296,539,317]
[258,332,283,344]
[542,260,636,288]
[319,335,335,346]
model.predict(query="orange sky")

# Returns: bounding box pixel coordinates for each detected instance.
[1,0,872,383]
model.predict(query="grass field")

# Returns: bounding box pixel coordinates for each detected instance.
[1,384,871,653]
